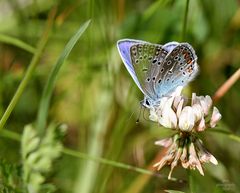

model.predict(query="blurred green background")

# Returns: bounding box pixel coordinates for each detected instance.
[0,0,240,192]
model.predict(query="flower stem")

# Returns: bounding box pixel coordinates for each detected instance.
[188,169,195,193]
[213,68,240,103]
[0,8,56,130]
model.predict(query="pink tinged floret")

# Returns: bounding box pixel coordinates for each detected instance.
[210,107,222,128]
[173,95,182,109]
[200,95,212,116]
[159,107,177,128]
[192,104,204,122]
[196,116,206,132]
[159,97,177,128]
[168,147,182,179]
[189,143,204,175]
[191,93,198,105]
[209,154,218,165]
[195,139,218,165]
[155,138,173,147]
[178,106,196,132]
[180,146,188,168]
[176,99,185,118]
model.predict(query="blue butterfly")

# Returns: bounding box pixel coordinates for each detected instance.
[117,39,199,108]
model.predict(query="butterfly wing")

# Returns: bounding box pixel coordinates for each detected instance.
[117,39,199,106]
[154,42,199,98]
[117,39,169,100]
[117,39,147,94]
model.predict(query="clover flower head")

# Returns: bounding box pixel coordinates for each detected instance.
[149,87,222,132]
[149,87,221,178]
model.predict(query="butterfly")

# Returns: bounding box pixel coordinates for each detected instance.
[117,39,199,108]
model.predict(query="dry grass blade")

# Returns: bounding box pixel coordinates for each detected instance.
[213,68,240,103]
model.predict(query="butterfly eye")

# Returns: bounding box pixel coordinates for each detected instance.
[160,68,164,73]
[182,72,186,75]
[145,99,150,106]
[180,67,183,70]
[166,78,170,81]
[158,79,162,83]
[152,77,156,81]
[146,77,150,82]
[139,56,143,60]
[135,59,139,64]
[174,56,179,61]
[168,70,173,74]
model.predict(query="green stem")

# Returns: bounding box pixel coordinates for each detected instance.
[208,128,240,143]
[0,128,159,177]
[0,129,21,141]
[182,0,190,41]
[0,129,177,181]
[188,169,195,193]
[62,148,156,176]
[0,33,36,53]
[0,9,56,130]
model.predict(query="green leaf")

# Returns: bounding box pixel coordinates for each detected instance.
[36,19,91,134]
[21,123,66,193]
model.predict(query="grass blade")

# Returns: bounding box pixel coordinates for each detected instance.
[0,9,56,131]
[36,20,91,134]
[0,33,36,54]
